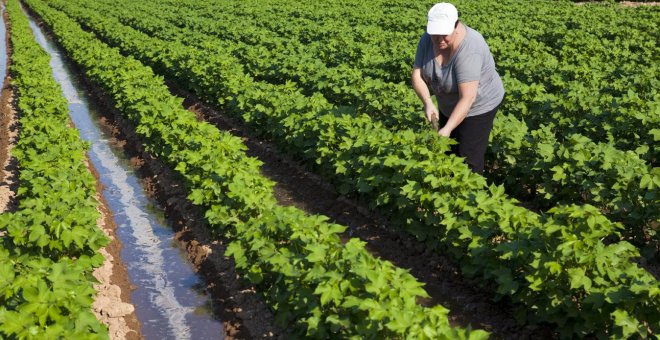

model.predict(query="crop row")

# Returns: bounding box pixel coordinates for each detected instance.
[0,0,108,338]
[67,0,659,243]
[158,0,416,85]
[31,0,660,337]
[21,0,484,338]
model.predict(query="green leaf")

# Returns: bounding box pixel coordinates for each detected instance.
[305,244,328,263]
[225,242,247,268]
[612,309,641,338]
[567,268,592,290]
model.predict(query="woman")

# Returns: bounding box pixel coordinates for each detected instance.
[412,2,504,174]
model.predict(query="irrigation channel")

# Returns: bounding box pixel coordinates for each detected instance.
[22,6,224,339]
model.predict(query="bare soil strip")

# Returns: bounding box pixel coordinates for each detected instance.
[0,74,16,213]
[0,9,17,214]
[576,1,660,5]
[617,1,658,6]
[174,85,557,339]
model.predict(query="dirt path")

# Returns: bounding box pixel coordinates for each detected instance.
[576,1,660,6]
[0,74,16,213]
[0,9,16,214]
[621,1,660,5]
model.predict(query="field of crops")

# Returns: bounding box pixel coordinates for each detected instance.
[1,0,658,338]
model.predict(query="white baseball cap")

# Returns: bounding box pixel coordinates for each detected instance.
[427,3,458,35]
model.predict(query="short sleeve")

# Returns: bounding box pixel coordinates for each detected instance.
[413,34,430,69]
[455,52,482,84]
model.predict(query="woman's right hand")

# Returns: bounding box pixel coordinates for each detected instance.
[411,67,439,127]
[425,102,439,123]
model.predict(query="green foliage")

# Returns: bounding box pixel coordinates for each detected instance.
[26,0,660,337]
[229,207,485,339]
[21,0,481,337]
[0,250,106,339]
[73,0,659,254]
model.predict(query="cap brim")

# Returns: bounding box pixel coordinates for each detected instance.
[427,21,455,35]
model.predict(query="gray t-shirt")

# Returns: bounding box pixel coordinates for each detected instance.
[414,25,505,117]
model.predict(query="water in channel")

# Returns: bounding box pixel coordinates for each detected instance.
[22,6,224,340]
[0,6,7,82]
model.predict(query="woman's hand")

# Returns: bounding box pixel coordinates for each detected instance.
[437,126,451,137]
[411,67,440,126]
[425,102,439,123]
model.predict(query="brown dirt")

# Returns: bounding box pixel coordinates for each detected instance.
[0,7,17,214]
[575,1,660,6]
[87,159,142,340]
[619,1,659,6]
[0,74,16,213]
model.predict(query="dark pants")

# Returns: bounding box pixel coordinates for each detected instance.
[439,104,499,175]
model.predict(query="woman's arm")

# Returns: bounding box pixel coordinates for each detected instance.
[438,80,478,137]
[411,67,439,123]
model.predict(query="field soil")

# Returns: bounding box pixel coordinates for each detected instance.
[0,9,16,213]
[575,1,660,5]
[0,73,16,213]
[620,1,659,5]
